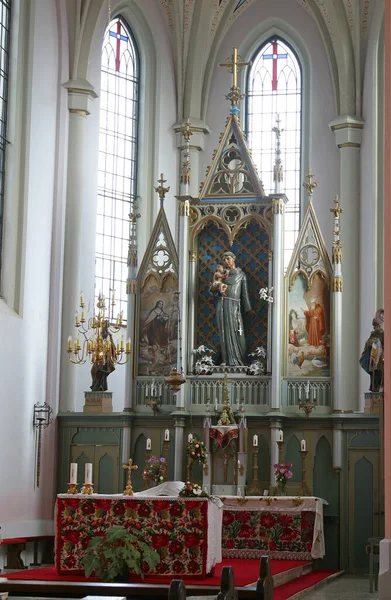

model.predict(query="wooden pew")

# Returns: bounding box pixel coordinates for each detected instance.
[255,556,273,599]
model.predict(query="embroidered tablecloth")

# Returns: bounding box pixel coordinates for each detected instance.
[55,495,223,578]
[221,496,327,561]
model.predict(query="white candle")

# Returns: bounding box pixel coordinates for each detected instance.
[215,399,218,412]
[305,380,310,399]
[253,434,258,447]
[70,463,77,485]
[237,459,241,467]
[188,433,193,443]
[298,386,302,400]
[278,430,284,442]
[146,437,152,450]
[301,439,307,452]
[164,429,170,442]
[85,463,92,485]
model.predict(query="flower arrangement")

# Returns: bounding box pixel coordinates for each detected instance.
[192,345,215,375]
[259,287,274,303]
[248,345,267,376]
[274,462,293,485]
[179,481,210,498]
[187,438,208,465]
[142,456,167,485]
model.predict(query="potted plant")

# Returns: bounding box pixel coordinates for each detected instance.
[142,455,167,487]
[82,525,160,582]
[192,345,215,374]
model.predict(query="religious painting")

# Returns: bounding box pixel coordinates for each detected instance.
[286,272,330,377]
[137,273,178,376]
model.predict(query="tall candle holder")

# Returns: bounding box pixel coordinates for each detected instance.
[277,440,284,463]
[80,483,94,495]
[247,447,262,496]
[122,458,138,496]
[67,483,78,494]
[145,382,162,415]
[163,440,170,480]
[298,450,311,496]
[143,447,152,489]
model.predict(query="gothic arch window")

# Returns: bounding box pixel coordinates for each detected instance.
[246,36,302,269]
[0,0,11,276]
[95,16,139,322]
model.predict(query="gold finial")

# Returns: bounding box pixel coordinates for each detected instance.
[155,173,170,207]
[219,47,251,109]
[182,118,193,143]
[302,168,318,196]
[122,458,138,496]
[330,194,343,218]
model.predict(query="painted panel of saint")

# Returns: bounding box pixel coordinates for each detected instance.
[137,273,179,376]
[287,272,330,377]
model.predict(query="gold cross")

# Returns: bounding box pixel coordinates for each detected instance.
[219,47,251,89]
[302,168,318,196]
[330,194,343,218]
[122,458,138,496]
[154,174,170,205]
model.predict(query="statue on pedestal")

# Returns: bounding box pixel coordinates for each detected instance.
[359,308,384,392]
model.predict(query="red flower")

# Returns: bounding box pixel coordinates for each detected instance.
[169,540,183,555]
[151,533,170,549]
[153,501,170,512]
[184,533,201,548]
[236,511,251,524]
[169,503,184,517]
[185,501,203,511]
[81,502,95,515]
[260,513,276,529]
[95,499,112,511]
[281,527,296,542]
[269,540,277,551]
[225,539,236,549]
[81,536,90,549]
[188,559,200,574]
[278,514,293,528]
[160,519,174,531]
[65,555,76,567]
[64,498,81,510]
[136,504,151,518]
[223,512,235,526]
[64,530,80,544]
[238,524,256,539]
[113,503,126,516]
[172,560,183,574]
[155,562,169,574]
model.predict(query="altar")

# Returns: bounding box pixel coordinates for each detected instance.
[55,494,223,579]
[221,496,326,561]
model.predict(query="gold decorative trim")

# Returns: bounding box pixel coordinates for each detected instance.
[179,199,190,217]
[268,250,273,261]
[332,246,343,264]
[69,108,89,116]
[66,88,94,96]
[332,277,343,292]
[127,279,137,295]
[189,251,196,262]
[331,122,364,131]
[337,142,361,149]
[272,198,284,214]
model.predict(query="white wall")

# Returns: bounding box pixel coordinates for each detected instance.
[0,0,66,536]
[202,0,338,251]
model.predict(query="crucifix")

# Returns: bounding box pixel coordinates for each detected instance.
[263,40,288,91]
[109,20,129,72]
[302,168,318,196]
[122,458,138,496]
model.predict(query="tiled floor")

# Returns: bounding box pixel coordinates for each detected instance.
[300,574,378,599]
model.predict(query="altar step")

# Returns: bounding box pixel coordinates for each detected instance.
[272,560,313,588]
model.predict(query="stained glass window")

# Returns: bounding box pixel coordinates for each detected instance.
[0,0,11,276]
[246,37,302,269]
[95,17,139,322]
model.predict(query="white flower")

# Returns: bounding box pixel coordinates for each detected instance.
[160,476,163,480]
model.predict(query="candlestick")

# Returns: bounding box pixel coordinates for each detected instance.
[278,429,284,442]
[80,291,84,307]
[301,439,306,452]
[305,380,310,399]
[188,433,193,443]
[298,385,302,400]
[253,434,258,447]
[298,450,311,496]
[67,482,78,494]
[247,447,262,496]
[146,437,152,450]
[85,463,92,485]
[277,440,284,464]
[164,429,170,442]
[70,463,77,484]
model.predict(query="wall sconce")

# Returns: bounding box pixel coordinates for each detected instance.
[33,402,53,488]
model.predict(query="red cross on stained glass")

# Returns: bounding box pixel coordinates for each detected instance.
[109,20,129,72]
[263,41,288,91]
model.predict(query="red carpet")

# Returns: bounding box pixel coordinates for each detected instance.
[4,559,309,587]
[274,570,338,600]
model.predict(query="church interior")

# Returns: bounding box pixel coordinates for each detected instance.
[0,0,390,598]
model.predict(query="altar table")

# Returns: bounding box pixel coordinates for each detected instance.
[55,495,222,579]
[221,496,326,561]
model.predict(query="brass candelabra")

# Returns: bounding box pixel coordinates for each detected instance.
[67,293,130,366]
[298,450,311,496]
[67,483,78,494]
[247,448,262,496]
[81,483,94,495]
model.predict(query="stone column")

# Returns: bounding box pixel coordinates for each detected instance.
[59,80,97,412]
[124,280,137,412]
[187,255,197,369]
[174,418,185,481]
[329,116,364,411]
[175,198,190,411]
[330,196,344,412]
[270,196,286,411]
[379,3,391,595]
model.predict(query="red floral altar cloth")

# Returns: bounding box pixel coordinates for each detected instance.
[55,495,222,579]
[221,496,326,561]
